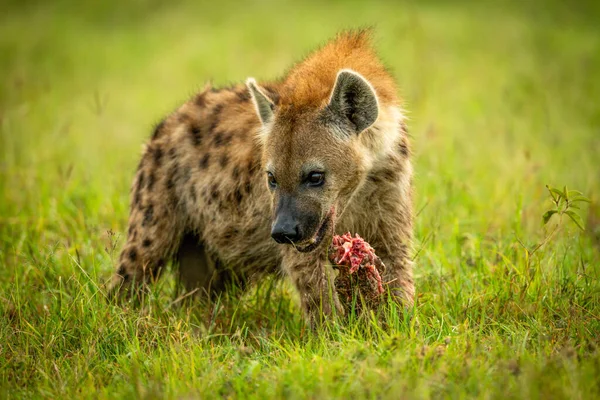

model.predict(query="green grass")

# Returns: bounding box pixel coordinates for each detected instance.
[2,0,600,398]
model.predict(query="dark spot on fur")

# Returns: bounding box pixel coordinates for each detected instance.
[152,120,165,140]
[133,171,145,206]
[152,147,163,166]
[232,166,240,180]
[142,239,152,247]
[209,104,224,133]
[368,174,381,184]
[218,199,226,213]
[177,114,190,123]
[118,264,130,281]
[128,248,138,262]
[134,189,141,207]
[189,185,197,203]
[382,168,399,182]
[190,124,202,146]
[143,204,154,226]
[147,172,156,191]
[195,92,207,107]
[138,171,145,191]
[213,132,224,147]
[244,180,252,195]
[397,140,409,157]
[166,164,179,208]
[199,153,210,169]
[223,228,239,240]
[242,255,262,269]
[211,183,220,201]
[400,122,409,135]
[263,85,280,105]
[236,90,251,102]
[166,176,175,191]
[166,162,179,190]
[220,154,229,168]
[168,147,177,160]
[233,188,243,205]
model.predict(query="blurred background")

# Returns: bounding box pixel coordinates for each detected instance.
[2,3,599,396]
[1,0,599,271]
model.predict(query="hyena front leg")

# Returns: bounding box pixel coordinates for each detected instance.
[281,247,343,327]
[108,144,184,298]
[369,216,415,308]
[376,241,415,308]
[176,233,246,299]
[176,233,217,296]
[368,169,415,309]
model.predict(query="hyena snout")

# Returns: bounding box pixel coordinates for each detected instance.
[271,195,320,245]
[271,214,300,244]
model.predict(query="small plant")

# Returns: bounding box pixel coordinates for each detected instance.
[543,185,590,231]
[515,185,589,262]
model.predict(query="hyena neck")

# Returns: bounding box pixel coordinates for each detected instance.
[360,104,406,170]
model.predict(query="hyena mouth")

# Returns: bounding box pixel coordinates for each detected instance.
[295,207,336,253]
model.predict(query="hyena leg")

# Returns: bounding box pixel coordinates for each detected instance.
[281,247,343,327]
[176,233,215,296]
[108,146,184,298]
[369,176,415,308]
[176,233,246,299]
[371,237,415,308]
[109,213,182,298]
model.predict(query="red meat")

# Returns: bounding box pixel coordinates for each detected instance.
[329,233,386,312]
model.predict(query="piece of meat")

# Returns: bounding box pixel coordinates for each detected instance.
[328,233,386,313]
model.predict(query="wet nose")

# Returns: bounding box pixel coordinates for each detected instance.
[271,221,301,244]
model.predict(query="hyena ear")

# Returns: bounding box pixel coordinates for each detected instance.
[327,69,379,133]
[246,78,275,125]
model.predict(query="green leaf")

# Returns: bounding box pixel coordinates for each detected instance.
[571,196,591,203]
[542,210,558,225]
[563,185,568,201]
[565,210,585,231]
[568,190,584,197]
[546,185,558,202]
[549,188,565,199]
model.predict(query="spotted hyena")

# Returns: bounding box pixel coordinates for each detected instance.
[109,30,414,325]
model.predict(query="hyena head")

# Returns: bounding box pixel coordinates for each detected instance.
[247,69,379,252]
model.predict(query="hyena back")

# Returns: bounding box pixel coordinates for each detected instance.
[109,31,414,325]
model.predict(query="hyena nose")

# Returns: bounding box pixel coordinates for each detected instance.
[271,221,301,244]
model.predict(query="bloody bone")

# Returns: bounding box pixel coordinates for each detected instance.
[328,232,386,313]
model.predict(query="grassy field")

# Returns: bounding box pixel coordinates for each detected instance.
[1,0,600,398]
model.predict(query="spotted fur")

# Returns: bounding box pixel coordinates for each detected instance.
[108,30,414,326]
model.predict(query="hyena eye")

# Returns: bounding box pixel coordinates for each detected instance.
[306,171,325,187]
[266,172,277,189]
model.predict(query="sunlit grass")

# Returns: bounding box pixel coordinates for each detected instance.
[1,0,599,398]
